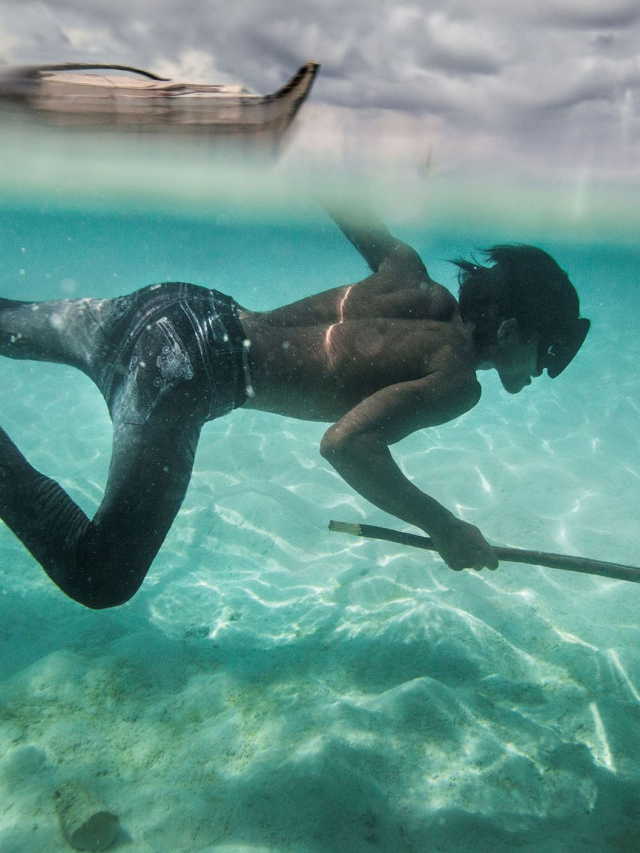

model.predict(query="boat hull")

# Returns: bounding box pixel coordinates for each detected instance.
[0,62,319,155]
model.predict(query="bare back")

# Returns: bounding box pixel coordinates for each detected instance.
[238,245,477,423]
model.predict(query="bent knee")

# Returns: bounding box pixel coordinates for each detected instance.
[80,589,138,610]
[65,538,152,609]
[68,571,145,610]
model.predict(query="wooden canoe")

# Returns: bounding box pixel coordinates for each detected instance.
[0,61,319,154]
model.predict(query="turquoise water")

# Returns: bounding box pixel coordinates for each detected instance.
[1,155,640,852]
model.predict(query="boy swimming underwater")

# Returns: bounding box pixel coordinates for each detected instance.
[0,203,589,608]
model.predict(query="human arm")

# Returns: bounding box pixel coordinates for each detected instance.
[322,198,430,284]
[320,372,499,571]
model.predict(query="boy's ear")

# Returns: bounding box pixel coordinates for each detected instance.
[496,318,520,347]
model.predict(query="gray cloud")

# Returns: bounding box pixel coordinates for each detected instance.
[536,0,640,29]
[0,0,638,179]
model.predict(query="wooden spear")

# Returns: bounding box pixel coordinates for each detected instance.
[329,520,640,584]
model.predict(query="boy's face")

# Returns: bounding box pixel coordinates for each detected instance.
[492,320,541,394]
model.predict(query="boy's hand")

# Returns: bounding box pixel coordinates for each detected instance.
[428,518,499,572]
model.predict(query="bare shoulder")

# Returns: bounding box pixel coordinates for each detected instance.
[347,243,457,319]
[382,243,429,280]
[432,320,476,359]
[415,337,482,428]
[409,316,477,370]
[344,272,458,325]
[364,242,431,292]
[447,369,482,415]
[427,324,481,410]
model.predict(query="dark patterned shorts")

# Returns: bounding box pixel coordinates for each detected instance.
[94,282,249,426]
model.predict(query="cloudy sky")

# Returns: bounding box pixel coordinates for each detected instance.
[0,0,639,181]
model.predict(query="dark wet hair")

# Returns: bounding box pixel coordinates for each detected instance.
[452,244,590,377]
